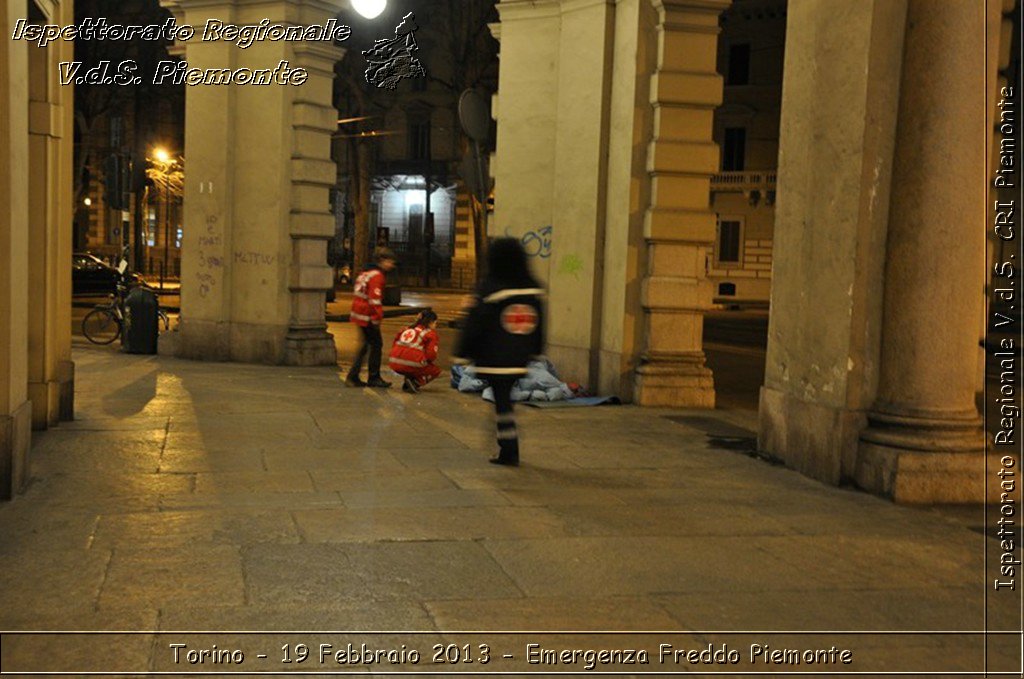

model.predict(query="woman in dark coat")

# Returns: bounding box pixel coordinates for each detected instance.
[454,238,546,466]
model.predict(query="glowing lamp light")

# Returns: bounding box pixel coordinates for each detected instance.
[83,197,92,207]
[404,189,425,208]
[351,0,386,19]
[153,147,170,163]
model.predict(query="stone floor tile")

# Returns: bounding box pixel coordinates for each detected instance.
[338,488,510,510]
[294,506,566,542]
[98,544,245,608]
[243,541,522,606]
[158,601,438,631]
[425,597,684,631]
[193,470,317,494]
[1,631,157,674]
[657,588,986,633]
[390,447,487,469]
[497,487,628,507]
[544,501,796,538]
[26,471,195,503]
[159,447,266,472]
[0,549,112,616]
[91,509,301,549]
[309,469,457,493]
[756,534,984,590]
[264,447,407,472]
[158,491,344,512]
[484,537,828,597]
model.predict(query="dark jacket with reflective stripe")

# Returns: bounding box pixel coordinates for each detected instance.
[455,284,545,375]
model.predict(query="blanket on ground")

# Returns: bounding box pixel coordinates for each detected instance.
[450,359,574,402]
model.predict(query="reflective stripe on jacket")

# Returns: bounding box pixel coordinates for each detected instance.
[454,286,545,374]
[389,325,439,369]
[350,267,385,327]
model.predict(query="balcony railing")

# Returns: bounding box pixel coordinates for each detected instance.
[711,170,777,191]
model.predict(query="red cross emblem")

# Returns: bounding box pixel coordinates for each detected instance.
[501,304,538,335]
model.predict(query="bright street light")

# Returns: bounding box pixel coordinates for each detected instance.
[351,0,386,19]
[83,197,92,207]
[153,147,170,163]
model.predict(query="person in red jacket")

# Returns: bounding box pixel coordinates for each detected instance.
[389,310,442,394]
[346,248,397,388]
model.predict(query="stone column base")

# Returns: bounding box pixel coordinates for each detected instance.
[759,385,867,486]
[634,354,715,407]
[857,411,990,503]
[58,359,74,422]
[28,381,59,430]
[178,318,232,362]
[856,444,997,504]
[27,360,74,429]
[178,319,336,366]
[284,329,337,367]
[0,401,33,501]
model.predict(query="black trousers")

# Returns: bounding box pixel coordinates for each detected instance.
[349,324,383,380]
[490,376,519,461]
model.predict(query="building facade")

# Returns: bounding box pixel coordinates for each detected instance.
[709,0,784,305]
[331,3,498,289]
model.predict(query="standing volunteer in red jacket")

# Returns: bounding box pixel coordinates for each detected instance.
[389,310,442,394]
[346,248,397,388]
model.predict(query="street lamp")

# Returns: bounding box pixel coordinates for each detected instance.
[83,197,92,207]
[351,0,386,19]
[151,147,174,290]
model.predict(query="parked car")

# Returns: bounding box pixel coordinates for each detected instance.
[72,252,146,295]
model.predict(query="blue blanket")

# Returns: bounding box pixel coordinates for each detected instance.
[450,359,573,403]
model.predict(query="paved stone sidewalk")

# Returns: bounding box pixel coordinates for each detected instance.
[0,347,1016,675]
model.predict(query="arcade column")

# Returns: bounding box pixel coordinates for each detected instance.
[162,0,341,365]
[0,0,32,498]
[633,0,729,407]
[856,0,989,503]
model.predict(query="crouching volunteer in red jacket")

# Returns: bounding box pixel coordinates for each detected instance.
[346,248,397,389]
[389,310,442,394]
[454,238,545,467]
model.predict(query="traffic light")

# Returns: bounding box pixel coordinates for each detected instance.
[131,155,148,193]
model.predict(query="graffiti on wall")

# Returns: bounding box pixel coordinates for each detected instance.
[558,253,584,279]
[520,225,552,259]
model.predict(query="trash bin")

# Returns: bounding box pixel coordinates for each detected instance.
[123,287,159,354]
[383,284,401,307]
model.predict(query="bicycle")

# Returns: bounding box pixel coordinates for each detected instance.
[81,256,171,345]
[81,280,127,345]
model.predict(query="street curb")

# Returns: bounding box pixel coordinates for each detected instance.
[75,301,426,321]
[326,306,426,323]
[73,300,183,313]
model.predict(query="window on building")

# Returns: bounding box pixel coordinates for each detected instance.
[717,219,742,264]
[727,43,751,86]
[146,207,157,247]
[409,119,431,160]
[722,127,746,171]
